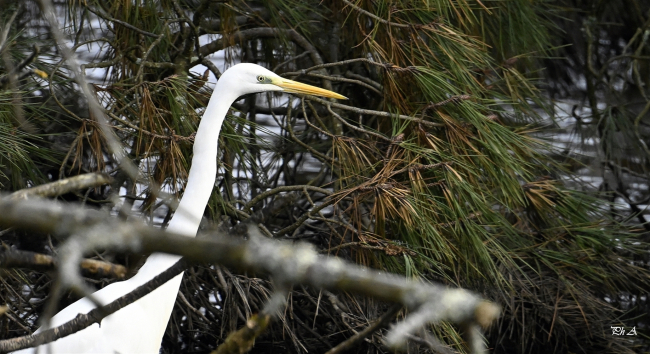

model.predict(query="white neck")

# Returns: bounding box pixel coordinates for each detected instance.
[134,82,240,279]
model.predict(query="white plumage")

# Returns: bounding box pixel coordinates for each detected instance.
[14,63,345,353]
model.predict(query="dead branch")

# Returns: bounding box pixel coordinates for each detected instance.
[0,247,126,279]
[325,304,402,354]
[306,95,443,127]
[212,313,271,354]
[10,173,112,200]
[38,0,142,184]
[198,26,334,95]
[0,195,500,353]
[0,259,188,352]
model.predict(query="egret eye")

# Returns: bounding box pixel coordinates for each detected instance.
[257,75,265,82]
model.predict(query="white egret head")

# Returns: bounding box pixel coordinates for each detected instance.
[220,63,347,99]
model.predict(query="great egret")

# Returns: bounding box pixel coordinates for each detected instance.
[14,63,346,353]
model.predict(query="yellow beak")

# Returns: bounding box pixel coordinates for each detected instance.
[272,78,348,100]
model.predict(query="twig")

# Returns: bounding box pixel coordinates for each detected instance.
[39,1,194,230]
[283,99,334,163]
[108,112,194,142]
[345,70,383,91]
[421,95,472,116]
[212,288,287,354]
[274,198,337,237]
[10,172,112,200]
[85,4,158,38]
[305,96,443,127]
[200,8,270,33]
[0,247,126,279]
[169,0,202,62]
[341,0,439,30]
[282,58,417,76]
[0,45,44,88]
[326,103,392,142]
[405,332,454,354]
[390,162,449,177]
[323,241,386,254]
[273,51,312,72]
[302,100,335,138]
[198,26,335,97]
[325,304,401,354]
[38,0,142,181]
[292,72,382,96]
[0,7,20,54]
[212,313,272,354]
[243,185,331,214]
[134,23,170,83]
[178,291,210,323]
[0,258,188,352]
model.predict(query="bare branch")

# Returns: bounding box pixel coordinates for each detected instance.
[212,313,272,354]
[85,4,159,38]
[341,0,441,30]
[0,196,500,353]
[10,173,112,200]
[212,288,288,354]
[0,248,126,279]
[38,0,142,182]
[305,96,443,127]
[325,304,401,354]
[0,7,20,54]
[243,185,331,213]
[198,27,332,86]
[0,259,188,352]
[281,58,418,76]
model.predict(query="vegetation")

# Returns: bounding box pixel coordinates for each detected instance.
[0,0,648,353]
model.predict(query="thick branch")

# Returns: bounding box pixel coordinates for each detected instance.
[0,196,499,352]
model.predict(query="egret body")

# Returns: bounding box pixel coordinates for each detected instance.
[14,63,345,353]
